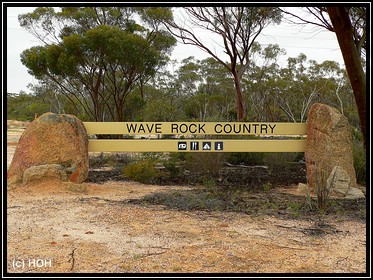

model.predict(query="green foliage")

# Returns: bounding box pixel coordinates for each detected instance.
[227,152,265,165]
[203,178,219,196]
[122,91,146,121]
[7,92,50,121]
[262,182,272,192]
[162,158,181,180]
[89,152,133,169]
[184,152,227,180]
[352,128,366,185]
[142,83,185,122]
[123,159,160,184]
[19,7,176,122]
[264,152,303,167]
[226,139,302,167]
[7,81,93,121]
[304,162,334,212]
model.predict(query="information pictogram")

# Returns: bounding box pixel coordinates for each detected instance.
[215,142,224,151]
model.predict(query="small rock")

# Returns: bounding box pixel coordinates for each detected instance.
[154,163,166,170]
[297,183,309,195]
[23,164,67,184]
[327,166,350,197]
[345,187,365,199]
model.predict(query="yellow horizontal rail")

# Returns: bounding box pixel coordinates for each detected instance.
[83,122,307,136]
[88,139,306,153]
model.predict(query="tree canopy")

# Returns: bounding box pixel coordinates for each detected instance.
[163,7,282,121]
[19,7,176,122]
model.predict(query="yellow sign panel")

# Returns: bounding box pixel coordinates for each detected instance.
[88,139,306,153]
[83,122,307,136]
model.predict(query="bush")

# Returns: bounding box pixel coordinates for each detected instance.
[184,152,227,179]
[264,152,303,167]
[227,152,265,165]
[123,159,160,184]
[351,127,366,185]
[89,152,132,169]
[354,151,366,185]
[163,159,181,180]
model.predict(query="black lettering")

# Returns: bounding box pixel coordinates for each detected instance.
[233,124,241,134]
[155,123,162,134]
[269,124,276,134]
[146,123,154,133]
[171,123,179,133]
[243,123,251,134]
[224,124,232,133]
[261,124,268,134]
[252,124,259,134]
[180,124,188,133]
[138,123,146,133]
[214,124,222,133]
[189,124,197,134]
[126,123,137,133]
[199,124,206,134]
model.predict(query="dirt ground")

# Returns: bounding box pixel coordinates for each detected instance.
[6,121,367,275]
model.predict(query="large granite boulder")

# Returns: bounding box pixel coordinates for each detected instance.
[305,103,363,198]
[7,113,89,186]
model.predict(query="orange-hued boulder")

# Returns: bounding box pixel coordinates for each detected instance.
[7,113,89,186]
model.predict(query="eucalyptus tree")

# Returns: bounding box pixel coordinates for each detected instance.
[242,42,286,122]
[164,7,282,121]
[7,92,49,121]
[198,57,236,121]
[175,56,202,97]
[273,53,316,123]
[267,54,354,124]
[280,6,366,147]
[19,7,176,122]
[141,65,186,122]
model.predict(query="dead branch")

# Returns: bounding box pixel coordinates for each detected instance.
[141,251,167,258]
[68,247,77,271]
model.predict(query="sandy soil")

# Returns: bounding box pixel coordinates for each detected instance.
[6,122,367,275]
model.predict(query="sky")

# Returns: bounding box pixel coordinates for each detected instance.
[5,6,345,94]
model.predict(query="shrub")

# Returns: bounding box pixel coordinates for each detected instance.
[123,159,160,184]
[264,152,303,167]
[184,152,227,179]
[353,145,366,185]
[352,129,366,185]
[89,152,132,169]
[163,159,181,180]
[227,152,265,165]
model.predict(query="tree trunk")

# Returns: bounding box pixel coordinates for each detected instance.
[327,7,366,148]
[233,72,245,121]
